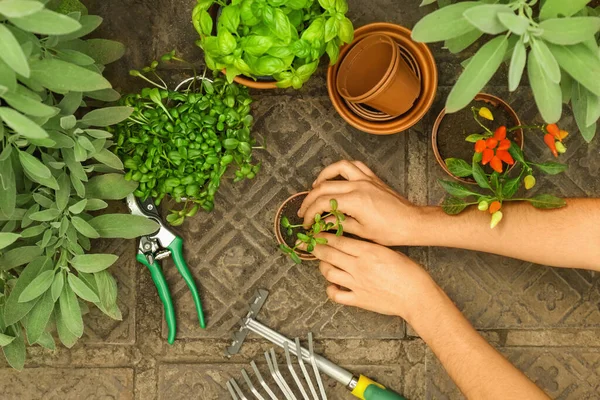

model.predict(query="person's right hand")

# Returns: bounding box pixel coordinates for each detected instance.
[298,160,423,246]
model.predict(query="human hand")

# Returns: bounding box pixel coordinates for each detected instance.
[298,160,423,246]
[306,233,440,322]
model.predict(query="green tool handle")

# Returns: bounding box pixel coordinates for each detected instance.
[135,253,177,344]
[166,236,206,329]
[364,385,407,400]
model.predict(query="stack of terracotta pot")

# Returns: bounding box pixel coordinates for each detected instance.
[328,23,438,135]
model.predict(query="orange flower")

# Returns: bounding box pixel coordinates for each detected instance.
[544,133,558,157]
[496,150,514,165]
[489,201,502,214]
[482,149,494,165]
[475,140,487,153]
[486,138,498,149]
[546,123,560,138]
[493,126,507,141]
[497,139,511,151]
[490,156,503,173]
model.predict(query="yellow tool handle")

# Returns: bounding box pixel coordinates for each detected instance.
[351,375,407,400]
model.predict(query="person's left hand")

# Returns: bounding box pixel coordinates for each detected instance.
[303,233,440,322]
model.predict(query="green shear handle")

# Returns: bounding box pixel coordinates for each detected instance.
[166,237,206,329]
[135,254,178,344]
[136,236,206,344]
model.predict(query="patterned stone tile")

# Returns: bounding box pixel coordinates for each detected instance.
[155,95,407,340]
[0,368,134,400]
[426,347,600,400]
[82,238,137,345]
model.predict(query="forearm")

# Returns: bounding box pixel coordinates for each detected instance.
[407,198,600,270]
[407,285,548,400]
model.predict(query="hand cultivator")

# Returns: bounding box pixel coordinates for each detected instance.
[226,290,406,400]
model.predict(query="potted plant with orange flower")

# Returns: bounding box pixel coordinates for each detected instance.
[440,107,569,228]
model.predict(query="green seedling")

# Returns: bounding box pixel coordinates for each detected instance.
[113,51,262,226]
[279,199,345,264]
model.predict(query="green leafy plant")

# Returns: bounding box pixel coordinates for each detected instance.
[192,0,354,88]
[279,199,344,263]
[0,1,159,370]
[112,52,261,226]
[440,106,567,228]
[413,0,600,142]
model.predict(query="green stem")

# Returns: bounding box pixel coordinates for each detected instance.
[135,73,167,90]
[508,124,543,132]
[471,107,493,135]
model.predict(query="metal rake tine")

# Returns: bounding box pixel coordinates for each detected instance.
[251,360,279,400]
[270,348,299,400]
[241,368,266,400]
[295,337,320,400]
[265,350,297,400]
[227,380,239,400]
[284,341,310,400]
[308,333,327,400]
[229,378,250,400]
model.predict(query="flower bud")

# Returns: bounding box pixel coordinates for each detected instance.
[478,201,489,211]
[555,142,567,154]
[478,107,494,121]
[524,175,536,190]
[490,211,503,229]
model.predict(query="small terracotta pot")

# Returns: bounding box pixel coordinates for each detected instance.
[327,23,438,135]
[432,93,525,184]
[227,71,279,90]
[337,34,420,116]
[274,191,316,261]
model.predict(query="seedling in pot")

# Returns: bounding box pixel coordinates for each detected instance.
[440,107,569,228]
[279,199,344,264]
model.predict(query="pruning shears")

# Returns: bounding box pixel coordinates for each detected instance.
[126,194,206,343]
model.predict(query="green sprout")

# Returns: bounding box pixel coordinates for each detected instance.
[279,199,345,264]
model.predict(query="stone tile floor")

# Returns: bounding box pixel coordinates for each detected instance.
[2,0,600,399]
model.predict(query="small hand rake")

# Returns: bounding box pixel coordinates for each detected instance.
[225,289,407,400]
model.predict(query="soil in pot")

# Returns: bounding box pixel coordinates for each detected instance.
[279,193,308,250]
[437,100,519,172]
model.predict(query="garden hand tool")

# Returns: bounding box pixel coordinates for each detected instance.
[126,194,206,343]
[226,289,406,400]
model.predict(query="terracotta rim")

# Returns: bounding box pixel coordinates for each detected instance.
[431,93,525,185]
[274,191,316,261]
[327,23,438,135]
[222,69,279,89]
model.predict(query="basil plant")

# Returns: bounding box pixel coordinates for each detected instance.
[413,0,600,142]
[0,0,158,370]
[193,0,354,88]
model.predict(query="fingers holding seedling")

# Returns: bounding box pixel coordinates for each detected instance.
[280,198,348,264]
